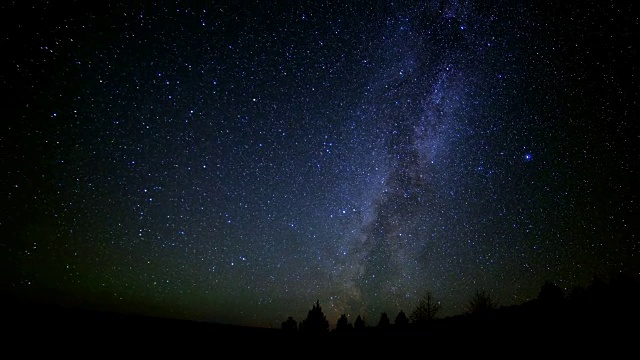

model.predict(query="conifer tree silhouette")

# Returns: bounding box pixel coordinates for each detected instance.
[335,314,353,334]
[281,316,298,333]
[300,300,329,335]
[395,310,409,328]
[377,312,390,328]
[354,315,365,331]
[538,281,565,307]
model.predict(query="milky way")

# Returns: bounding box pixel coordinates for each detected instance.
[3,1,636,328]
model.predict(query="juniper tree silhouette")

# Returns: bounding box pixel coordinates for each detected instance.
[537,281,565,306]
[353,315,365,331]
[281,316,297,333]
[377,312,390,329]
[466,290,497,315]
[410,292,441,327]
[299,300,329,335]
[334,314,353,334]
[395,310,409,328]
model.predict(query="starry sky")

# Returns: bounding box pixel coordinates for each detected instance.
[3,0,637,328]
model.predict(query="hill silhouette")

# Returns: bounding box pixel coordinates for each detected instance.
[5,272,638,342]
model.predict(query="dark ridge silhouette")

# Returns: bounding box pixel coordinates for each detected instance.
[287,273,640,339]
[4,297,284,341]
[6,272,638,341]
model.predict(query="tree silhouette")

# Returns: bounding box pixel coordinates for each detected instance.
[395,310,409,327]
[410,292,441,326]
[334,314,353,334]
[299,300,329,335]
[377,312,390,329]
[354,315,365,331]
[466,290,497,315]
[281,316,297,333]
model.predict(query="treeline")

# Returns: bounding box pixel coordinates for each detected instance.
[281,272,640,337]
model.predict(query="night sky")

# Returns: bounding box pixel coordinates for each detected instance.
[3,1,637,329]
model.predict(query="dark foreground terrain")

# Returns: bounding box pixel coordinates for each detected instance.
[5,298,637,343]
[5,274,639,343]
[6,300,283,339]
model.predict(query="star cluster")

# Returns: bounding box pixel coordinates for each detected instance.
[2,1,636,328]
